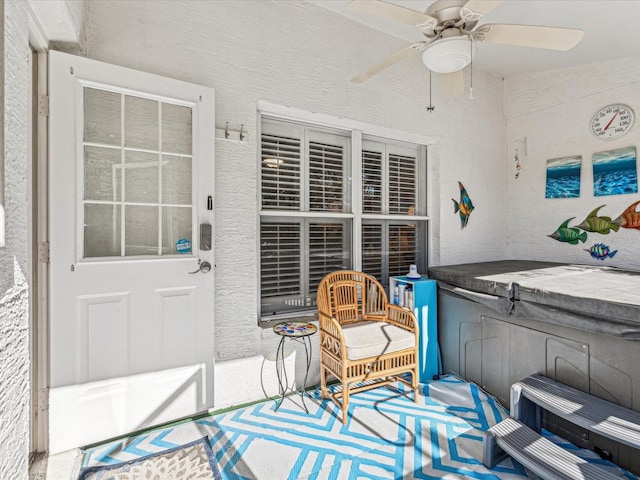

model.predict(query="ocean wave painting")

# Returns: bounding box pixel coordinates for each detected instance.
[593,146,638,197]
[545,155,582,198]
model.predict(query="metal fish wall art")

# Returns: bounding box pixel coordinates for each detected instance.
[584,243,617,261]
[575,205,619,234]
[452,181,474,229]
[613,200,640,230]
[549,201,639,256]
[548,218,587,244]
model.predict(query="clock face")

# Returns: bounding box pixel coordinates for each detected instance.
[591,104,634,140]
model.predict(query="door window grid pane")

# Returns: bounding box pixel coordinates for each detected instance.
[82,87,193,258]
[84,146,122,202]
[84,88,121,146]
[84,204,121,258]
[124,151,160,204]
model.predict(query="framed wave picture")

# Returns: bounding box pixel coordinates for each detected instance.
[545,155,582,198]
[592,146,638,197]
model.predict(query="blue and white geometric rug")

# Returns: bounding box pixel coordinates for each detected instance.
[81,375,634,479]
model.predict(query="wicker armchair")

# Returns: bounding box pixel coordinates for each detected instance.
[316,270,419,424]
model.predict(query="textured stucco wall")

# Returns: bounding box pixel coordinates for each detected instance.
[80,0,506,407]
[505,57,640,271]
[0,0,31,478]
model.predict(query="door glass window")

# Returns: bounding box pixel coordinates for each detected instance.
[82,87,193,258]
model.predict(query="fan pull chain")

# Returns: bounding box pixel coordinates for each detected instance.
[469,37,474,100]
[426,70,435,112]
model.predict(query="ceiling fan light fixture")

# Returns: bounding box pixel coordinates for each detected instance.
[421,37,478,74]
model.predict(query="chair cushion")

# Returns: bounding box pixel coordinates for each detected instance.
[341,320,415,361]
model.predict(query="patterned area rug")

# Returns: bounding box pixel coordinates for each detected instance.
[78,437,222,479]
[81,375,634,479]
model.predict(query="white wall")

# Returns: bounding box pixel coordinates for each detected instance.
[0,1,31,479]
[505,57,640,271]
[78,0,506,408]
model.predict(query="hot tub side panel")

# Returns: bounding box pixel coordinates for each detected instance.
[438,288,640,474]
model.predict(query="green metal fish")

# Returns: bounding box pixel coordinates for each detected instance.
[548,217,587,245]
[575,205,619,234]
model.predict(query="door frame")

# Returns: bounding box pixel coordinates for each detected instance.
[28,13,50,455]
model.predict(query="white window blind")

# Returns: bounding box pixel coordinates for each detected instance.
[261,132,301,210]
[260,222,301,299]
[362,149,383,214]
[362,223,383,281]
[260,218,350,315]
[309,222,347,295]
[389,153,416,215]
[260,119,351,316]
[309,141,344,212]
[359,139,424,286]
[362,220,425,284]
[388,223,417,277]
[259,116,427,319]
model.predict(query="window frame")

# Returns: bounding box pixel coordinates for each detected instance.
[257,104,434,324]
[77,81,199,263]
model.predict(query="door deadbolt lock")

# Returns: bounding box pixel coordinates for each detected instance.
[189,261,211,274]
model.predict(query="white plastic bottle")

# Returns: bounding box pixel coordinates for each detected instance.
[398,283,406,307]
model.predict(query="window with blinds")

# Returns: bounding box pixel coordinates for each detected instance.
[261,132,301,210]
[361,220,427,286]
[260,119,352,316]
[259,116,427,319]
[388,223,417,277]
[362,224,383,280]
[260,218,351,315]
[389,153,416,215]
[260,222,301,299]
[309,141,345,212]
[362,150,382,213]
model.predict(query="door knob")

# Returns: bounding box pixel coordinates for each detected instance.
[189,261,211,274]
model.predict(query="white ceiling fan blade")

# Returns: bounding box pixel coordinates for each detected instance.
[461,0,504,17]
[441,70,464,98]
[351,44,420,84]
[480,24,584,51]
[347,0,437,27]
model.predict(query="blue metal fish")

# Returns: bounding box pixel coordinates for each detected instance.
[452,181,474,229]
[584,243,617,261]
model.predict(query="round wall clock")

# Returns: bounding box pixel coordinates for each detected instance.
[591,104,635,140]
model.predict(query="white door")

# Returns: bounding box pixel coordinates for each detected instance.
[48,51,215,453]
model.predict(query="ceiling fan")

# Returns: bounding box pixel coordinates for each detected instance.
[348,0,584,97]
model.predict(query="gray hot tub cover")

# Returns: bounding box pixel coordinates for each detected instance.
[429,261,640,339]
[436,281,515,317]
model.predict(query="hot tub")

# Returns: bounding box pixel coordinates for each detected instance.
[429,260,640,473]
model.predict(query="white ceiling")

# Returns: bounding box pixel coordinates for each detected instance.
[310,0,640,79]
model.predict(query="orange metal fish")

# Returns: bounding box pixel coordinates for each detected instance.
[613,200,640,230]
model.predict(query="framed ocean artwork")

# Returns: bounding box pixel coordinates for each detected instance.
[592,146,638,197]
[545,155,582,198]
